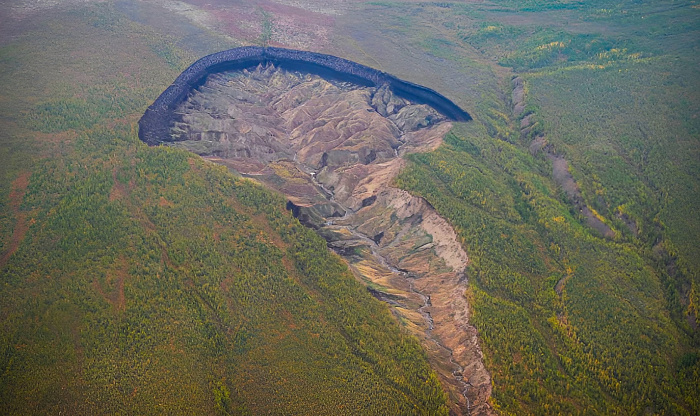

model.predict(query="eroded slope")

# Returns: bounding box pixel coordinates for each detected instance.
[163,64,493,415]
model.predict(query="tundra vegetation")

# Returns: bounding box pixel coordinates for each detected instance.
[0,0,698,415]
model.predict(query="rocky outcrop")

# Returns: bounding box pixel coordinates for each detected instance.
[138,46,471,146]
[140,64,492,415]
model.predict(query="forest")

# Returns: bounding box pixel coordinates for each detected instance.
[0,5,448,414]
[0,0,698,414]
[391,0,699,413]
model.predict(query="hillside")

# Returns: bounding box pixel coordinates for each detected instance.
[0,4,448,415]
[145,63,491,414]
[384,0,700,414]
[0,0,698,415]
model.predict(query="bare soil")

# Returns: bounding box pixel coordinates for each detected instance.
[0,171,31,267]
[170,65,493,415]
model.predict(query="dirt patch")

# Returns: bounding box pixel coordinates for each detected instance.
[550,154,579,200]
[158,196,173,207]
[7,171,30,212]
[528,134,547,155]
[109,168,128,202]
[92,256,129,312]
[549,153,614,238]
[554,268,573,297]
[1,171,32,267]
[512,76,525,116]
[420,208,469,274]
[360,188,491,415]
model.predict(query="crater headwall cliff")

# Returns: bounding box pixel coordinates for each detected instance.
[138,46,471,145]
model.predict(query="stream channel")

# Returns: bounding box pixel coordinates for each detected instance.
[298,146,474,413]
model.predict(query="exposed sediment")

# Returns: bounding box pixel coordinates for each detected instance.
[513,76,614,239]
[139,46,471,146]
[139,60,490,415]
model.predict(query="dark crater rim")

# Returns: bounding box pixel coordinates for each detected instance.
[138,46,471,145]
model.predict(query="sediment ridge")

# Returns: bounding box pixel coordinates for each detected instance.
[138,46,471,146]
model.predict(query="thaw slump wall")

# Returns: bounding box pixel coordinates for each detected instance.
[138,46,471,145]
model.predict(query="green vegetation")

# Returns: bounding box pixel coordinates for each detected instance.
[2,133,448,414]
[385,0,700,413]
[258,8,275,47]
[1,0,698,414]
[397,123,698,414]
[0,4,448,414]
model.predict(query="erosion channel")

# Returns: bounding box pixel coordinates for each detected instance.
[141,52,492,415]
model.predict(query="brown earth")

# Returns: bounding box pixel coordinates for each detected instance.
[169,65,493,415]
[92,256,129,312]
[1,171,32,267]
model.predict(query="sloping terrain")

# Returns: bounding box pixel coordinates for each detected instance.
[1,139,450,415]
[380,1,700,414]
[0,0,698,415]
[157,64,491,414]
[0,5,449,415]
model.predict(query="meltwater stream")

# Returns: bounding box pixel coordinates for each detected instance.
[312,171,473,413]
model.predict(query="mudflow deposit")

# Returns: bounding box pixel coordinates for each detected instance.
[141,50,492,416]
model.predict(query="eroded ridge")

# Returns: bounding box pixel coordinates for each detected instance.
[138,46,471,146]
[143,63,492,415]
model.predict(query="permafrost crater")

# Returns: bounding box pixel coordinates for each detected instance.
[139,47,492,416]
